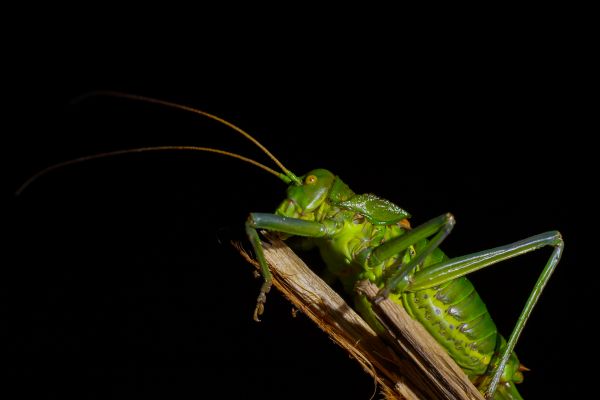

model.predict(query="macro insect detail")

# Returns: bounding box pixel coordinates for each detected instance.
[20,93,563,400]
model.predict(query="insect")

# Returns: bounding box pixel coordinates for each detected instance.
[19,92,563,400]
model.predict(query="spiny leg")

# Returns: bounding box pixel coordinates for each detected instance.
[404,231,564,399]
[245,224,272,321]
[245,212,332,321]
[368,213,456,301]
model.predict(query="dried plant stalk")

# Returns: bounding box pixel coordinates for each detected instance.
[236,236,484,400]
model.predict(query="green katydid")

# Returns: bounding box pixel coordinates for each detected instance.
[18,92,563,400]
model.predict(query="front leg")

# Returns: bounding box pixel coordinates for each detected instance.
[245,212,333,321]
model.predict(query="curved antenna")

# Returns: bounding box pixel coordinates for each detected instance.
[74,91,301,185]
[16,146,293,196]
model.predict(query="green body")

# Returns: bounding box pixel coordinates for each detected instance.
[272,169,523,397]
[246,166,561,399]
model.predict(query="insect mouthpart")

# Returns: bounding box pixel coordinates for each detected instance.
[276,198,302,219]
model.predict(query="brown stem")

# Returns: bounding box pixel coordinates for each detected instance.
[235,236,484,400]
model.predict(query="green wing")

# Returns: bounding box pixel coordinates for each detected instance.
[336,193,410,225]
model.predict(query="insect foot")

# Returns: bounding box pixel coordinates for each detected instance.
[253,282,272,322]
[373,288,391,304]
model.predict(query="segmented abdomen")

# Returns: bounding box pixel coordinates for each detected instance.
[403,275,498,377]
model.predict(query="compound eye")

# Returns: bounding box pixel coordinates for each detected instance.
[305,175,318,185]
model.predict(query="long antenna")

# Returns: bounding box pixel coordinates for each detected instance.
[74,91,301,184]
[16,146,293,196]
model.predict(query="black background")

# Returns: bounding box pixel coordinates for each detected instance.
[5,16,593,400]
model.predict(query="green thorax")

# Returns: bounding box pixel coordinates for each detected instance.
[275,170,412,293]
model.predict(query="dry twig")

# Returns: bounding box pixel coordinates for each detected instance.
[235,236,484,400]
